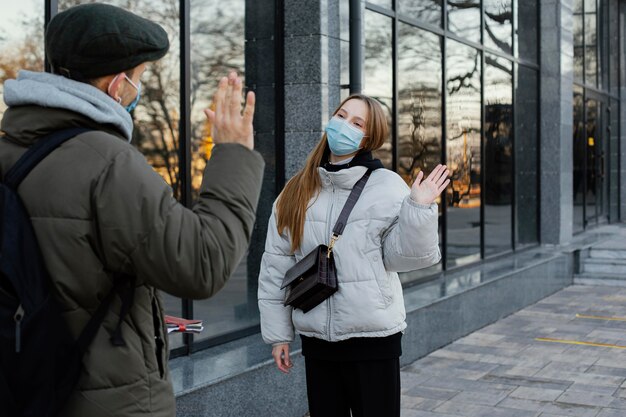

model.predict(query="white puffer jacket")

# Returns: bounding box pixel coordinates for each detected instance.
[258,165,441,345]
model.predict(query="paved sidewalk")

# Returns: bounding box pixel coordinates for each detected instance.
[401,285,626,417]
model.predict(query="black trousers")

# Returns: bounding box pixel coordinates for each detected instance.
[304,356,400,417]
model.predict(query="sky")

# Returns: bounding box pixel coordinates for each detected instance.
[0,0,42,49]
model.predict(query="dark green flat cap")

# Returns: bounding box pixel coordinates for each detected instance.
[45,3,169,80]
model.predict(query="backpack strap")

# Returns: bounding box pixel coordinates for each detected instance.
[4,127,92,190]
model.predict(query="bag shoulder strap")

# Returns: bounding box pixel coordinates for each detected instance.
[4,127,92,190]
[332,169,372,237]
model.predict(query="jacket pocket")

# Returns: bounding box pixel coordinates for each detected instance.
[368,249,393,307]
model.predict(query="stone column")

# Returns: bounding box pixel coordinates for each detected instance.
[283,0,344,178]
[539,0,574,244]
[245,0,279,311]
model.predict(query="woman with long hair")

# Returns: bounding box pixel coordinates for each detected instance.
[258,94,449,417]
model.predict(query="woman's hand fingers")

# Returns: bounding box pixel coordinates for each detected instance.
[435,169,451,187]
[412,170,424,188]
[438,179,451,194]
[272,345,292,374]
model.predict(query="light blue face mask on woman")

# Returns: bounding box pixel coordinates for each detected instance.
[325,116,366,156]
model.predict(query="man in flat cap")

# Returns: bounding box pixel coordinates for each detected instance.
[0,3,263,417]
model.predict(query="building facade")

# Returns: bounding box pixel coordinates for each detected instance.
[0,0,625,415]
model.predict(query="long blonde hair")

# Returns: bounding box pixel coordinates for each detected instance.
[276,94,389,253]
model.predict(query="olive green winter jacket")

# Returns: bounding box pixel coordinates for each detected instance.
[0,104,264,416]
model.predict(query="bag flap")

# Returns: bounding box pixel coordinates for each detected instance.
[280,245,327,289]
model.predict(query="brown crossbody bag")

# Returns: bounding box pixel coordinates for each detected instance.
[280,170,372,313]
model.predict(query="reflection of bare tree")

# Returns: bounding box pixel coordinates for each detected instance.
[447,53,480,95]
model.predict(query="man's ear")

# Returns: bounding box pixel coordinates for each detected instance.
[105,73,125,102]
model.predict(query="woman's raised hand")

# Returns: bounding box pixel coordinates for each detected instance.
[410,164,451,205]
[204,71,255,150]
[272,343,293,374]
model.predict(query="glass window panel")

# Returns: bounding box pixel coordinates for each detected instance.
[397,23,442,282]
[484,0,512,54]
[484,54,512,255]
[585,0,598,87]
[515,0,538,62]
[514,65,538,246]
[0,0,44,119]
[447,0,481,44]
[189,0,258,342]
[610,99,619,222]
[364,11,393,168]
[398,0,442,27]
[58,0,184,348]
[573,86,585,232]
[445,40,481,267]
[573,1,584,81]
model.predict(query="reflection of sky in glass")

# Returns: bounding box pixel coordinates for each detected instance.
[398,0,442,27]
[448,0,481,44]
[484,0,512,54]
[397,23,442,185]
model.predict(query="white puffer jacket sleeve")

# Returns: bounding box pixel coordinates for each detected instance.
[258,203,297,345]
[382,195,441,272]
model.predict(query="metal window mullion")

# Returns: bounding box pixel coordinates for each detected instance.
[618,0,622,222]
[441,21,448,270]
[512,61,517,250]
[511,0,517,249]
[392,0,399,172]
[44,0,59,73]
[179,0,193,354]
[480,0,485,259]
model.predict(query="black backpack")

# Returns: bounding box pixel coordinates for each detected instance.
[0,128,135,417]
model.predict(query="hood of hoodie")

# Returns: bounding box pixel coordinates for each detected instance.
[1,70,133,142]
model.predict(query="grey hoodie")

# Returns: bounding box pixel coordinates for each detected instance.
[3,70,133,141]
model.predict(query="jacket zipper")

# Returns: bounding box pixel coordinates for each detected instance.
[14,304,24,353]
[151,296,165,378]
[325,174,335,342]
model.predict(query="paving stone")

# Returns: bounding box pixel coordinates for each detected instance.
[434,401,537,417]
[448,389,510,406]
[403,386,459,401]
[497,397,548,412]
[480,374,573,391]
[556,391,616,408]
[595,408,626,417]
[586,365,626,378]
[510,386,565,402]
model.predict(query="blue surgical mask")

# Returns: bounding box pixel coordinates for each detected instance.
[124,78,142,113]
[325,117,365,156]
[108,73,142,113]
